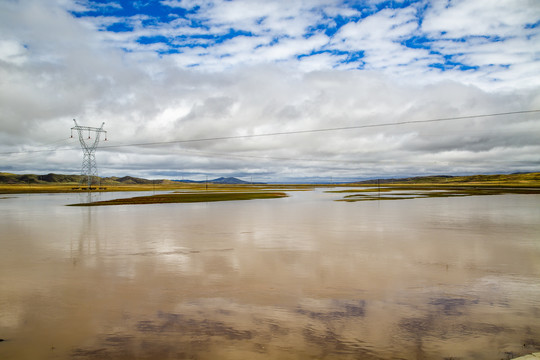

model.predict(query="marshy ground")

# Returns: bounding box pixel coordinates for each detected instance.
[2,179,540,206]
[328,185,540,201]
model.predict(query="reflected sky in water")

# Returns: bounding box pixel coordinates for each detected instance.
[1,190,540,359]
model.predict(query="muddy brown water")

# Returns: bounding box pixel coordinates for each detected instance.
[1,189,539,359]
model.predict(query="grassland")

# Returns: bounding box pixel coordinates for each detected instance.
[0,182,267,194]
[1,172,539,204]
[68,191,288,206]
[0,181,321,195]
[354,172,540,187]
[0,183,178,194]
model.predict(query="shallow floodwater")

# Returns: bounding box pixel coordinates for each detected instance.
[1,189,539,359]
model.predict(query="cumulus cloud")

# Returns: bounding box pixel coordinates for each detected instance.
[0,0,539,182]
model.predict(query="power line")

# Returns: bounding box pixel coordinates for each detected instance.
[1,109,539,156]
[0,138,76,156]
[99,109,540,150]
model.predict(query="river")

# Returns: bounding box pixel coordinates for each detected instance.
[1,189,539,359]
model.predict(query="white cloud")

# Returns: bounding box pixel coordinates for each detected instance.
[332,6,418,44]
[422,0,540,38]
[298,52,346,71]
[328,6,432,73]
[0,0,539,181]
[252,34,329,62]
[0,39,28,65]
[160,0,213,11]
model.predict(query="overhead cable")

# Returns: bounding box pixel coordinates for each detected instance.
[99,109,540,149]
[2,109,539,156]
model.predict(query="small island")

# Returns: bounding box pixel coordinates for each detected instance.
[67,191,288,206]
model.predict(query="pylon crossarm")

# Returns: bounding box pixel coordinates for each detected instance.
[71,125,106,132]
[71,120,107,142]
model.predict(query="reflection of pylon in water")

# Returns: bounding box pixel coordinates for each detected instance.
[71,119,107,188]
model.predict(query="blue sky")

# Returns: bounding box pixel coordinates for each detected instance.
[68,0,537,75]
[1,0,539,182]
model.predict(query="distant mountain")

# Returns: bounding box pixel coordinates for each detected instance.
[0,173,173,185]
[211,177,250,184]
[107,176,158,184]
[355,175,453,184]
[0,173,263,185]
[0,172,83,184]
[2,172,536,186]
[174,177,263,184]
[354,172,540,184]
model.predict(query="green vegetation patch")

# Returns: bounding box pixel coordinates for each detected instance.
[338,187,540,202]
[353,172,540,186]
[326,188,394,193]
[68,191,288,206]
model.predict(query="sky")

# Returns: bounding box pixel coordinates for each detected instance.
[1,0,539,183]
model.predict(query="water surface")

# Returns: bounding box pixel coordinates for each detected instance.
[1,189,539,359]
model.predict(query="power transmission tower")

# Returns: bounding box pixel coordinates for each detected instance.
[71,119,107,189]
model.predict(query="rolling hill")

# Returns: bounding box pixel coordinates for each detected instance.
[0,173,260,185]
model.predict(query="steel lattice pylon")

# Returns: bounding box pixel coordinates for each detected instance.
[71,119,107,188]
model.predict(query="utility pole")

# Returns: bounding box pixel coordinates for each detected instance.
[71,119,107,189]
